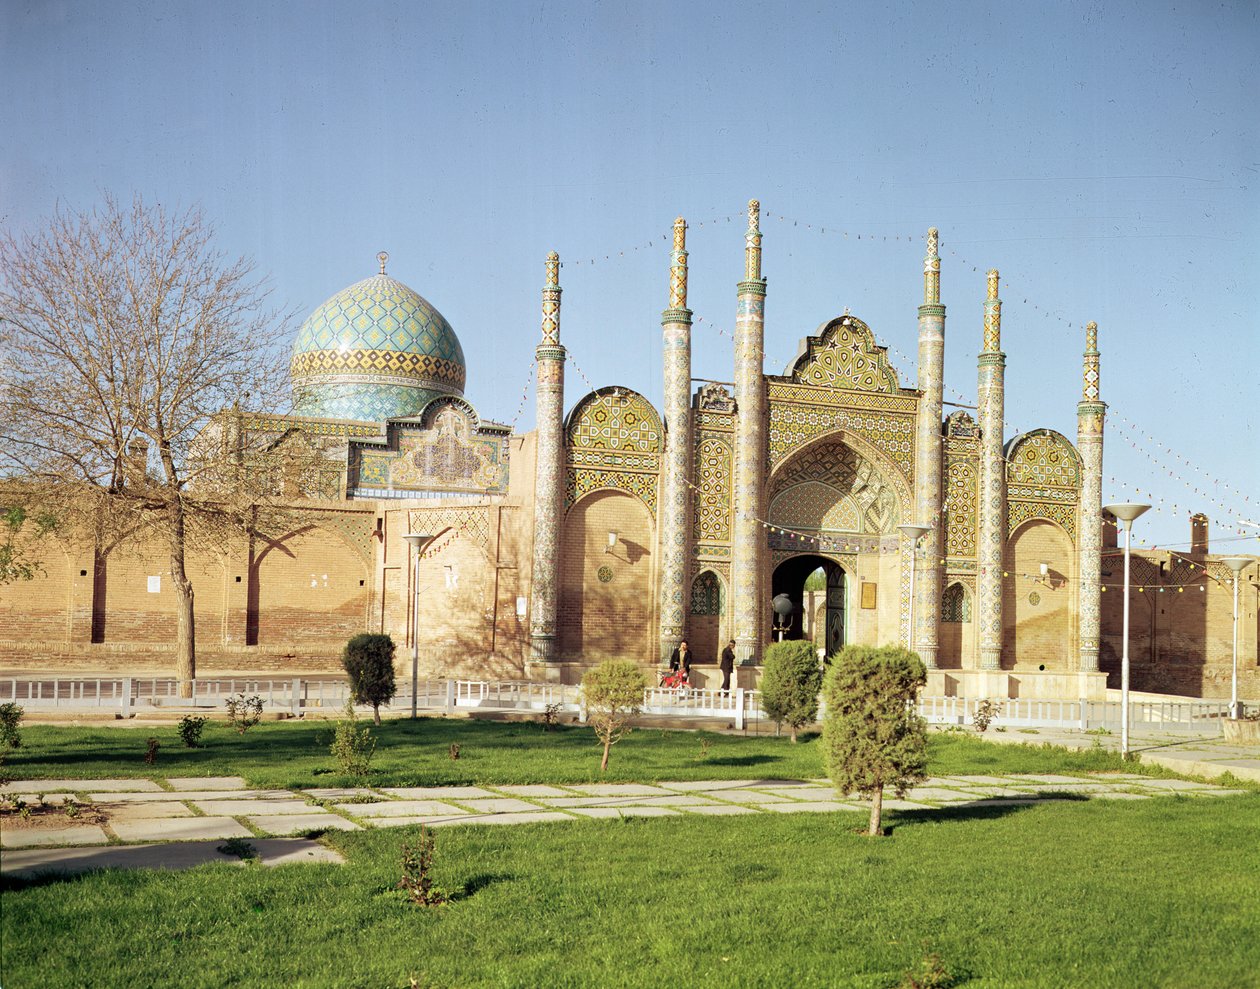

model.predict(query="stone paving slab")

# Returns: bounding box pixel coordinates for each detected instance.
[1127,778,1231,791]
[878,799,934,811]
[335,800,461,817]
[2,778,162,794]
[941,775,1015,785]
[1009,783,1118,794]
[566,784,675,796]
[102,802,197,820]
[767,801,861,814]
[110,816,253,843]
[902,787,988,802]
[379,786,497,800]
[538,794,718,808]
[304,787,382,799]
[1162,787,1245,798]
[192,799,318,817]
[165,777,248,790]
[1006,774,1099,784]
[660,780,759,791]
[90,790,291,803]
[456,798,546,814]
[423,812,577,827]
[704,790,796,803]
[0,838,343,878]
[682,804,760,816]
[1085,791,1151,800]
[248,814,362,835]
[1,824,111,848]
[568,806,679,819]
[492,784,574,797]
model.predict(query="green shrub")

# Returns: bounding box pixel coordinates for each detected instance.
[972,699,1000,733]
[822,644,928,836]
[0,702,24,748]
[225,693,263,734]
[581,660,649,772]
[342,633,398,726]
[758,641,823,742]
[398,828,446,906]
[177,715,208,748]
[330,701,376,777]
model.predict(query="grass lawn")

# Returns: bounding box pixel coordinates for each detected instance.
[4,719,1257,987]
[4,795,1259,988]
[5,716,1141,788]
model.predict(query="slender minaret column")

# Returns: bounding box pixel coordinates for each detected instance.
[977,270,1007,670]
[732,200,768,664]
[913,228,946,668]
[1077,321,1105,672]
[658,218,694,662]
[529,252,566,668]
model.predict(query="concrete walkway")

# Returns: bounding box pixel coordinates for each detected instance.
[1,769,1247,878]
[961,725,1260,783]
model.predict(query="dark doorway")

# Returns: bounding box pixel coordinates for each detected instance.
[770,555,847,656]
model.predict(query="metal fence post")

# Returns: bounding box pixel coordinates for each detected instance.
[445,679,455,714]
[291,678,303,718]
[734,688,745,731]
[121,677,132,719]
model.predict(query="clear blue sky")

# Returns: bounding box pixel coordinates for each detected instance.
[3,0,1256,551]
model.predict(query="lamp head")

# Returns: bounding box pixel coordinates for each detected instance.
[897,523,931,543]
[1220,555,1255,576]
[1103,503,1151,525]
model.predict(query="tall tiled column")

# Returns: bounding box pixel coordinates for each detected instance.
[529,252,566,668]
[977,270,1006,670]
[732,200,767,664]
[913,228,945,668]
[659,218,694,662]
[1077,321,1105,672]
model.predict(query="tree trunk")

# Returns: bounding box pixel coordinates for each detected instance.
[600,738,611,772]
[168,498,196,699]
[790,725,798,743]
[868,784,883,837]
[373,704,381,726]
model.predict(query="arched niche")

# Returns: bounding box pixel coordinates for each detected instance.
[557,490,655,663]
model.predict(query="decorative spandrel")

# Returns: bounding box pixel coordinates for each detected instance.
[564,387,662,515]
[1005,429,1082,498]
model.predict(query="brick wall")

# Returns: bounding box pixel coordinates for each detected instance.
[1002,520,1074,671]
[557,490,656,664]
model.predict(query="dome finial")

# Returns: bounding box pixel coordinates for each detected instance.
[377,251,389,275]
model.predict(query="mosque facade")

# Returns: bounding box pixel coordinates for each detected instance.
[0,205,1254,701]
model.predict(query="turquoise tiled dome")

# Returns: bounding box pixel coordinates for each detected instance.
[291,269,466,422]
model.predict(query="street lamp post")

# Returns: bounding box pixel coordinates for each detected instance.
[897,523,932,654]
[1220,555,1255,720]
[403,533,434,718]
[1103,503,1150,759]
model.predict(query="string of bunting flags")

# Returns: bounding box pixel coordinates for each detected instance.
[502,358,537,433]
[558,213,741,267]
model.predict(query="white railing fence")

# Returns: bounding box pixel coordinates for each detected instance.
[0,675,1238,733]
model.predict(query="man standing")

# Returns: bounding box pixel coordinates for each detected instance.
[719,639,736,693]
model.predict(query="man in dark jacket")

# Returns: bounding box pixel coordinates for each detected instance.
[719,640,736,693]
[668,640,692,678]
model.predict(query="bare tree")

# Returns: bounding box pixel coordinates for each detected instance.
[0,195,302,690]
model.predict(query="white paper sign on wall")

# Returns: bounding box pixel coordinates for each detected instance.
[147,575,161,593]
